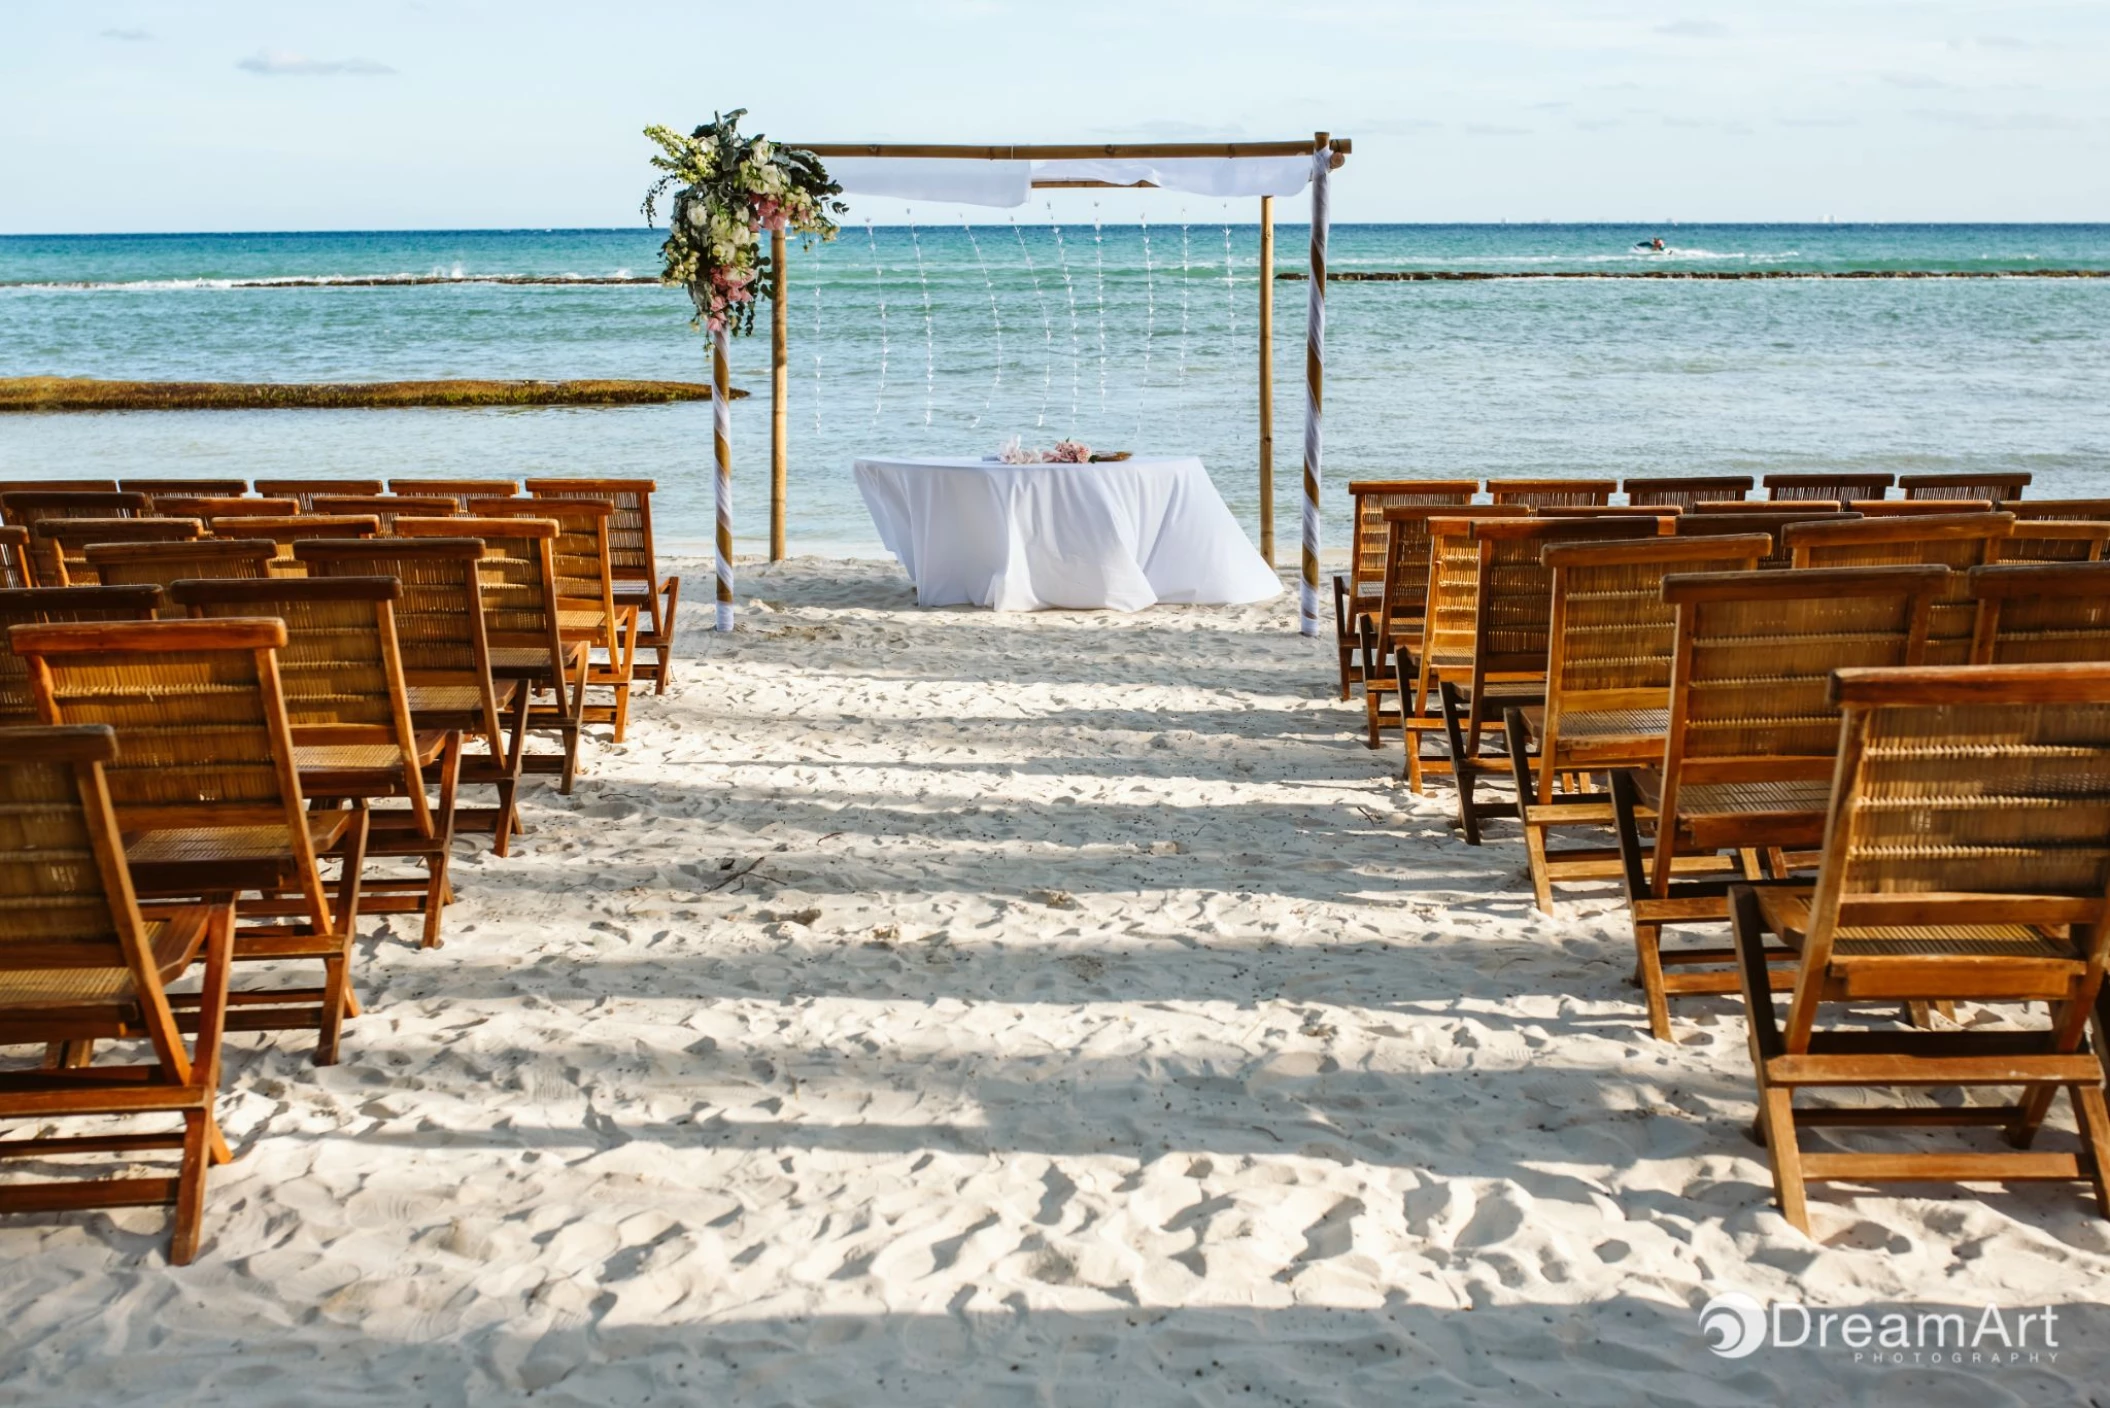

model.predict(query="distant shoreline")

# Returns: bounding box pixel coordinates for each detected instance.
[1280,268,2110,282]
[0,377,739,412]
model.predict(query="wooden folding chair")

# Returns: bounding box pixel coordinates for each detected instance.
[469,497,638,742]
[1360,503,1528,756]
[1425,514,1669,842]
[1505,533,1771,911]
[309,496,460,533]
[526,478,682,695]
[1765,472,1896,503]
[34,518,203,586]
[0,586,164,724]
[1674,509,1858,569]
[1993,520,2110,565]
[169,578,460,949]
[402,516,588,798]
[1622,475,1754,511]
[151,496,296,522]
[1729,662,2110,1234]
[390,479,519,508]
[1329,480,1477,700]
[1785,512,2015,666]
[1486,478,1616,508]
[295,538,526,854]
[0,492,151,582]
[85,538,279,590]
[253,479,383,512]
[1398,512,1523,788]
[1968,562,2110,664]
[10,619,369,1065]
[0,724,237,1264]
[117,478,249,497]
[210,515,380,576]
[1610,564,1948,1039]
[0,527,38,590]
[1898,470,2031,501]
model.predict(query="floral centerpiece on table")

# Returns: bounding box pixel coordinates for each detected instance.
[641,109,846,335]
[998,436,1097,464]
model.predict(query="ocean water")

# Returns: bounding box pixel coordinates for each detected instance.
[3,224,2108,555]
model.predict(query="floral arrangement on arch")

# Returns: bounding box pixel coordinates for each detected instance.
[642,109,846,336]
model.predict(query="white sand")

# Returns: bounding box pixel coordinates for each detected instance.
[4,555,2108,1404]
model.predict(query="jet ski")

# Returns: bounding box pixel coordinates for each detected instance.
[1634,237,1669,253]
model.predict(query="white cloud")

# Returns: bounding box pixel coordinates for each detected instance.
[1654,20,1727,39]
[99,27,152,41]
[237,50,395,77]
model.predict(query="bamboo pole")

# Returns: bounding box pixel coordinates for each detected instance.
[712,328,735,632]
[1258,195,1275,567]
[1299,134,1331,638]
[770,228,788,563]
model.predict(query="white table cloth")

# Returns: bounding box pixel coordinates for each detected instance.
[852,455,1282,612]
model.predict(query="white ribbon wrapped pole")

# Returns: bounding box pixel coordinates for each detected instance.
[1299,141,1330,637]
[712,326,735,632]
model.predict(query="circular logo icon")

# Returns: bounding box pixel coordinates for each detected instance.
[1699,1293,1767,1359]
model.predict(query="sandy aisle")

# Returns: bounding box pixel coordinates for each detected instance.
[2,555,2106,1405]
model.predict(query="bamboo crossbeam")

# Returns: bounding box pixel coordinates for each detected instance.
[796,140,1351,163]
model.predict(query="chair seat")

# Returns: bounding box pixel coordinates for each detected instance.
[0,909,209,1008]
[125,813,351,867]
[1629,771,1832,850]
[1520,705,1668,748]
[1755,889,2084,961]
[487,644,586,678]
[407,684,487,715]
[295,743,410,773]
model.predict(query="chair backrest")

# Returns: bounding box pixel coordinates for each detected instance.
[1850,498,1993,518]
[1787,663,2110,1012]
[1994,519,2110,566]
[1417,512,1533,677]
[1692,498,1842,515]
[401,516,572,712]
[168,577,429,836]
[524,478,665,596]
[1375,505,1529,650]
[1621,475,1753,510]
[1764,472,1896,502]
[210,514,380,575]
[310,496,460,532]
[152,495,297,521]
[389,478,520,508]
[33,518,204,585]
[294,538,502,745]
[1485,478,1617,508]
[1898,471,2031,502]
[467,498,618,648]
[2004,499,2110,522]
[1533,504,1684,519]
[1339,481,1477,596]
[0,492,153,582]
[1967,562,2110,665]
[0,479,119,494]
[0,724,188,1054]
[1674,510,1860,570]
[118,478,249,497]
[0,527,32,590]
[84,538,279,589]
[253,479,384,512]
[1784,512,2015,665]
[7,617,333,935]
[1543,533,1772,721]
[1658,564,1946,795]
[1463,515,1668,683]
[0,585,163,724]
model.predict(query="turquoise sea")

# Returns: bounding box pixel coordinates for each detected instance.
[3,224,2108,554]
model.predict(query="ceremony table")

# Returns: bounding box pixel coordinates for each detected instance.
[852,455,1282,611]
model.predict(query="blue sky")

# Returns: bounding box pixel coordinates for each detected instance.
[3,0,2106,232]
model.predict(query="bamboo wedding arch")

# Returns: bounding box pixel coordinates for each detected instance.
[732,134,1351,637]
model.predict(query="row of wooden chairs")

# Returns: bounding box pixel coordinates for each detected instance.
[0,477,682,697]
[1331,497,2110,1234]
[0,492,681,1257]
